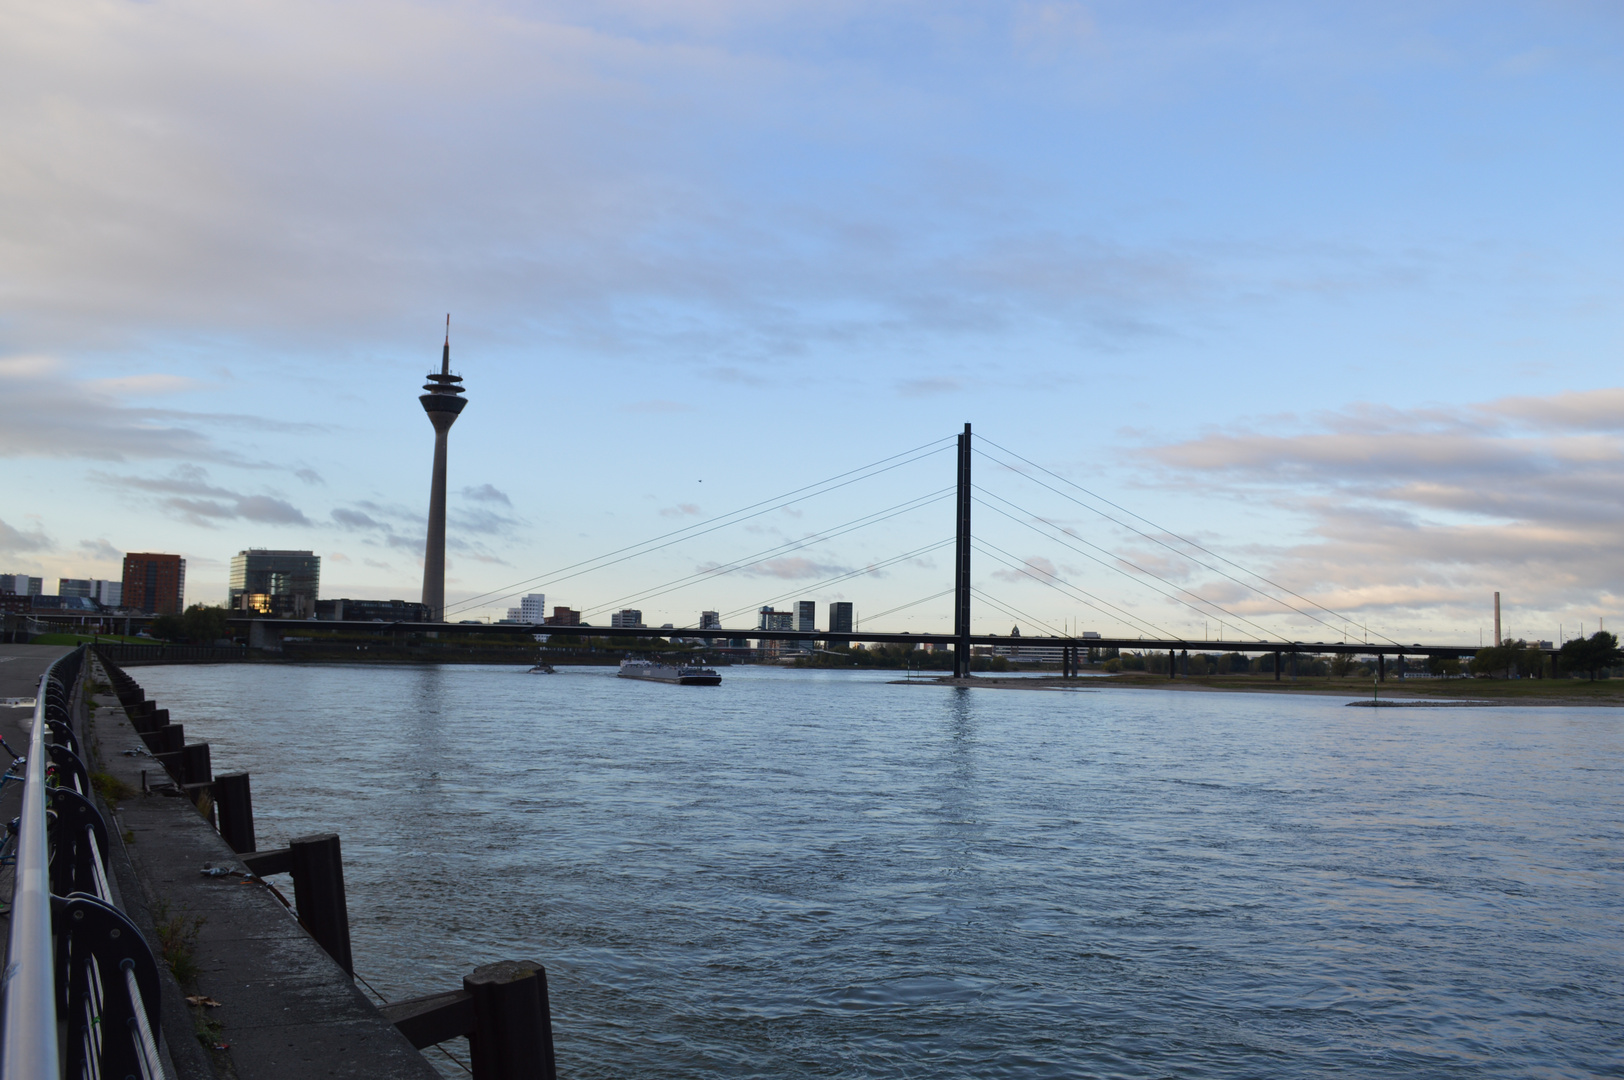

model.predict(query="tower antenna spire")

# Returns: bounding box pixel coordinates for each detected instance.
[442,313,451,376]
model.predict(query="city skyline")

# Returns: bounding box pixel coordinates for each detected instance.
[2,2,1621,644]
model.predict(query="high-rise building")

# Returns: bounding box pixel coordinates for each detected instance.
[545,607,582,626]
[59,579,123,607]
[828,601,854,635]
[793,599,816,652]
[1,575,44,597]
[419,317,469,622]
[122,554,185,615]
[699,611,722,630]
[229,550,321,618]
[757,606,794,657]
[610,609,645,629]
[518,594,546,623]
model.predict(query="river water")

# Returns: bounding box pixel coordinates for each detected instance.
[130,663,1623,1078]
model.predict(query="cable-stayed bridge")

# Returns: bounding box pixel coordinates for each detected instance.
[238,424,1486,670]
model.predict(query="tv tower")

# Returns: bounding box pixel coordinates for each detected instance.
[419,315,467,621]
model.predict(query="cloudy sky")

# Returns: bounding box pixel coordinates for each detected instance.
[3,0,1620,645]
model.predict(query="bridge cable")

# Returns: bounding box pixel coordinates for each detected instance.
[975,442,1355,641]
[445,436,956,616]
[974,490,1289,642]
[969,588,1066,638]
[721,538,957,623]
[971,539,1173,639]
[974,437,1400,646]
[858,589,958,628]
[581,489,954,619]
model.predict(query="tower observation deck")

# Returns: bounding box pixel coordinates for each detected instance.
[420,316,467,621]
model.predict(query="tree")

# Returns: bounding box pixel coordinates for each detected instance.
[1472,639,1521,679]
[1428,656,1463,679]
[179,600,230,643]
[1559,630,1622,681]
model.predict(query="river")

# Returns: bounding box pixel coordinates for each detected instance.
[130,663,1623,1078]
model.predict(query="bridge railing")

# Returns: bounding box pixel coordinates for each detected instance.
[0,646,165,1079]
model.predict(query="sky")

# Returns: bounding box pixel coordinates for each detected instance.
[2,0,1621,647]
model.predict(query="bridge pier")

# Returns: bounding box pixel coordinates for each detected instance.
[1397,652,1405,680]
[1168,648,1175,680]
[249,621,284,652]
[1379,654,1386,681]
[1274,650,1282,681]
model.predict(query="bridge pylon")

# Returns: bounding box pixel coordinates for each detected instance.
[953,422,972,678]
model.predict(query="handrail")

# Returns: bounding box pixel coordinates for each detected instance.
[0,666,67,1078]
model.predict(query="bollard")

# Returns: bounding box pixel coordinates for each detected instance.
[465,960,557,1080]
[179,742,212,786]
[213,772,255,854]
[290,833,353,975]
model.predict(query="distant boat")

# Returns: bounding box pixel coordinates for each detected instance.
[527,662,555,674]
[618,658,722,686]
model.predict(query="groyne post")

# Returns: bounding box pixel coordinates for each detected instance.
[214,771,255,853]
[465,960,557,1080]
[290,833,354,976]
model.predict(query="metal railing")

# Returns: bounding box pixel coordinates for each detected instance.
[0,647,164,1079]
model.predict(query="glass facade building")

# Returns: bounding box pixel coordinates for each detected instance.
[229,550,320,618]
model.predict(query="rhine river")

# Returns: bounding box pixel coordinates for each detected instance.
[131,663,1622,1078]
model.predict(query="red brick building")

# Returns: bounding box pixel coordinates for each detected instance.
[122,553,186,615]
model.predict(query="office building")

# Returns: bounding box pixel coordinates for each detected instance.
[828,601,854,635]
[757,606,794,657]
[315,598,429,622]
[122,554,185,615]
[419,318,469,622]
[545,607,581,626]
[229,550,320,618]
[59,579,123,607]
[793,600,816,652]
[610,609,645,629]
[699,611,722,630]
[517,594,546,623]
[1,575,44,597]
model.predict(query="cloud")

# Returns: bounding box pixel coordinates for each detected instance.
[332,507,382,530]
[1144,387,1624,628]
[0,358,322,465]
[95,465,311,527]
[462,484,511,505]
[78,538,122,562]
[736,556,847,579]
[295,468,324,485]
[659,503,702,518]
[992,554,1057,584]
[0,518,54,554]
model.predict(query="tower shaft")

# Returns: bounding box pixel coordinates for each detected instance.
[421,426,451,620]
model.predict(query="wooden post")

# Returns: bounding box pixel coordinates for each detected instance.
[179,742,212,785]
[290,833,353,976]
[465,960,557,1080]
[214,772,255,854]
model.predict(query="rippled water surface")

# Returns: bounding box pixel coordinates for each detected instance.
[132,664,1624,1078]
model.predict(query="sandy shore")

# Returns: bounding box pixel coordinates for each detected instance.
[890,672,1624,707]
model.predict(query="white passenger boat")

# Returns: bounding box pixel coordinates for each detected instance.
[618,659,722,686]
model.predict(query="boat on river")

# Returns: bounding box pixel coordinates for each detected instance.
[618,659,722,686]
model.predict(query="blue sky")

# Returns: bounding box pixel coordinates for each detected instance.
[2,0,1620,645]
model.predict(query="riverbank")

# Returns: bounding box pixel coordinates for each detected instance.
[906,671,1624,705]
